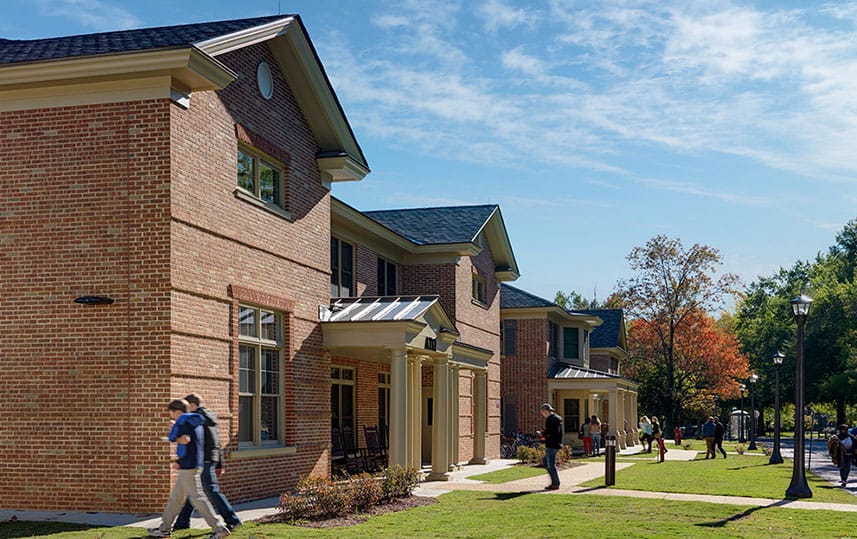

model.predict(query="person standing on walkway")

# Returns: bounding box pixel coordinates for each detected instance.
[829,424,857,487]
[701,417,717,459]
[589,415,602,456]
[148,399,230,539]
[174,394,242,531]
[537,403,563,490]
[714,417,727,458]
[580,417,593,456]
[651,416,666,462]
[639,416,653,453]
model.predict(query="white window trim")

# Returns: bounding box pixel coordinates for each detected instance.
[238,305,285,449]
[237,144,287,210]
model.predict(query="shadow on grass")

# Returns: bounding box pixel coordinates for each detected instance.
[493,491,539,500]
[696,500,788,528]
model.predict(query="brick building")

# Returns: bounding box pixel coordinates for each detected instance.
[500,284,639,450]
[0,14,518,513]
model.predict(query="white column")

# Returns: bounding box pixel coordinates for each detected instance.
[618,390,627,449]
[470,369,487,465]
[407,356,422,471]
[389,348,408,468]
[428,358,450,480]
[448,366,460,471]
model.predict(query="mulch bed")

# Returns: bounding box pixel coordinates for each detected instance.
[254,495,437,528]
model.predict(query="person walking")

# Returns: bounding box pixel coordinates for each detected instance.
[701,417,717,459]
[174,394,241,531]
[714,417,727,458]
[148,399,230,539]
[580,417,593,456]
[829,424,857,487]
[639,416,653,453]
[589,415,602,456]
[537,403,563,490]
[651,416,666,462]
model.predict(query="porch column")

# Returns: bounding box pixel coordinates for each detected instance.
[407,356,423,471]
[389,348,408,468]
[608,388,619,443]
[448,366,460,471]
[428,358,450,480]
[632,394,639,445]
[470,369,487,464]
[618,390,627,449]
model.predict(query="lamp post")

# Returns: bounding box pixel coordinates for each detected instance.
[786,294,813,499]
[713,395,719,418]
[748,374,759,450]
[739,384,747,443]
[770,351,785,464]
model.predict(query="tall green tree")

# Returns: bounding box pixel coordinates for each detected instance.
[619,235,740,427]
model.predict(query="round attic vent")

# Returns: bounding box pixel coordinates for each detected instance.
[257,62,274,100]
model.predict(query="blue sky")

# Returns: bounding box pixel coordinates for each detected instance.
[4,0,857,309]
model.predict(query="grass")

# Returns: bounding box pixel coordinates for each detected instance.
[580,453,857,504]
[466,464,547,484]
[2,491,853,539]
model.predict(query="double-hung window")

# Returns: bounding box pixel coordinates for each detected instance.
[238,305,283,447]
[377,258,397,296]
[331,366,356,445]
[472,273,487,304]
[330,237,354,298]
[563,327,579,360]
[237,146,285,208]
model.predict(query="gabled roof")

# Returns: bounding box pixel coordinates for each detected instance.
[0,16,287,65]
[500,283,555,309]
[572,309,624,348]
[548,363,623,380]
[363,205,498,245]
[0,16,368,179]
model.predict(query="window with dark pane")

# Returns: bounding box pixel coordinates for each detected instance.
[563,327,579,359]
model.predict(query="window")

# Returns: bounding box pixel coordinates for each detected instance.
[563,399,580,434]
[548,321,559,358]
[472,273,486,304]
[237,146,284,208]
[563,327,579,360]
[331,367,356,445]
[238,305,283,447]
[378,372,390,443]
[377,258,397,296]
[330,237,354,297]
[501,319,517,356]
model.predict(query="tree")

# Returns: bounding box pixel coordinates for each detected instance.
[554,290,624,310]
[619,235,741,427]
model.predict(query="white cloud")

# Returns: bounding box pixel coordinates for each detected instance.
[34,0,139,30]
[476,0,537,32]
[372,15,410,29]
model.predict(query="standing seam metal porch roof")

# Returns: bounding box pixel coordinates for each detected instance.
[548,363,623,380]
[321,295,457,332]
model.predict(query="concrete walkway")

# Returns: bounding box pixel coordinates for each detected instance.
[4,446,857,529]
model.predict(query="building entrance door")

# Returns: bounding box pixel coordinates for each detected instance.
[421,391,432,464]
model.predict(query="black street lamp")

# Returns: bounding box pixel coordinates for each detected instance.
[713,395,719,418]
[748,373,759,450]
[770,351,785,464]
[786,294,813,499]
[739,384,747,443]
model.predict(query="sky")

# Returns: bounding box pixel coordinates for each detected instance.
[3,0,857,310]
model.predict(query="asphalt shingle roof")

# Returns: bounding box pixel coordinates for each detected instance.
[363,205,497,245]
[0,15,290,65]
[500,283,556,309]
[572,308,624,348]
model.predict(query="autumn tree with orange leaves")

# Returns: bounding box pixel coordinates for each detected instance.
[619,235,745,428]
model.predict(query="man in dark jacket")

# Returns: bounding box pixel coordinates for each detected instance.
[175,394,242,531]
[537,403,563,490]
[148,399,229,538]
[714,418,727,458]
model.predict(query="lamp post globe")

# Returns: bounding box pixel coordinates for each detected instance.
[748,374,759,450]
[770,351,785,465]
[786,294,813,499]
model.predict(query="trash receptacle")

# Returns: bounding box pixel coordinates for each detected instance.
[605,434,617,486]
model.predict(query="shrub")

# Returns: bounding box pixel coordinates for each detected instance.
[682,442,693,450]
[735,444,745,455]
[557,445,573,464]
[381,465,420,500]
[344,473,384,512]
[762,445,772,456]
[278,475,351,521]
[517,445,544,464]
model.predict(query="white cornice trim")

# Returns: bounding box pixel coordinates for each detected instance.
[195,17,294,56]
[317,154,370,183]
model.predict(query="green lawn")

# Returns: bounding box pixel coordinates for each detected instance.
[581,454,857,504]
[2,491,853,539]
[466,464,547,483]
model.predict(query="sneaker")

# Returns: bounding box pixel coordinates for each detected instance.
[544,485,560,490]
[840,481,847,487]
[147,528,171,538]
[227,522,242,532]
[209,526,231,539]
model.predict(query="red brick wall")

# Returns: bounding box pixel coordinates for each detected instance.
[168,42,331,504]
[500,317,549,436]
[0,100,173,511]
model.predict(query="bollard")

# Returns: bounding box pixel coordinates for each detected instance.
[605,434,617,486]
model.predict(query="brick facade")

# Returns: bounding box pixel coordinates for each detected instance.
[500,318,550,436]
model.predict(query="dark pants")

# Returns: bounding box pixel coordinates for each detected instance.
[175,462,241,529]
[543,447,560,487]
[840,455,852,483]
[714,438,726,458]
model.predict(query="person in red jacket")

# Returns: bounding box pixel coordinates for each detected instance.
[673,426,682,446]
